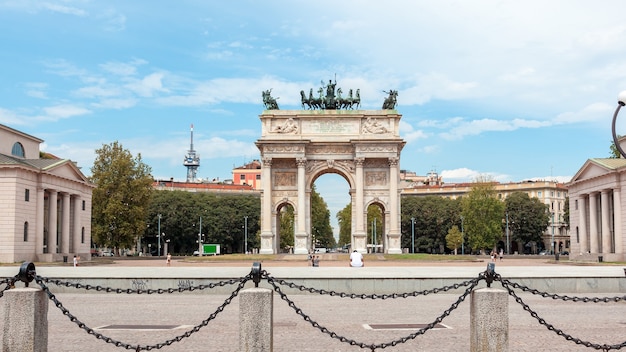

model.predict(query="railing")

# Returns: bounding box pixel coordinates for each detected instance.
[1,262,625,352]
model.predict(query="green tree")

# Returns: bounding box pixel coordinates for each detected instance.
[311,184,336,248]
[610,136,622,158]
[504,191,550,249]
[401,196,462,253]
[91,141,153,253]
[461,177,505,253]
[366,205,384,251]
[336,203,351,247]
[279,205,295,250]
[147,191,260,255]
[445,225,463,255]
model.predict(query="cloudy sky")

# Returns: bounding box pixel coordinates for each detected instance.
[3,1,626,232]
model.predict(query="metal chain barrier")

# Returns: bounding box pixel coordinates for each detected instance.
[40,276,247,294]
[0,277,16,299]
[263,270,483,351]
[496,274,626,351]
[34,274,251,351]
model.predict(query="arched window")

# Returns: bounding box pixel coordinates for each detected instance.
[23,222,29,242]
[12,142,25,157]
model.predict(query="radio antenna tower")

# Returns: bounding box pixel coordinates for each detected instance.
[183,124,200,182]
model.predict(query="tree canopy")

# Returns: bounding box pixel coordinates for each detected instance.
[461,178,505,252]
[504,191,550,248]
[91,141,153,252]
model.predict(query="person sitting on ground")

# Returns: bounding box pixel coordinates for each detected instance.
[349,250,364,267]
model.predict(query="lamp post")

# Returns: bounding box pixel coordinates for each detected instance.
[505,212,510,255]
[157,214,161,257]
[411,217,415,254]
[551,212,555,255]
[198,216,203,255]
[244,216,248,254]
[460,215,464,255]
[611,91,626,158]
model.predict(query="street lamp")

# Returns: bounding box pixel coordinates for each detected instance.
[157,214,161,257]
[460,215,465,255]
[505,212,510,255]
[611,91,626,158]
[244,216,248,254]
[198,216,203,255]
[410,217,415,254]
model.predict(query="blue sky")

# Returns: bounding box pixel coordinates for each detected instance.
[3,1,626,234]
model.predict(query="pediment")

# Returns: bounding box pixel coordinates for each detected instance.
[45,160,92,185]
[569,158,626,183]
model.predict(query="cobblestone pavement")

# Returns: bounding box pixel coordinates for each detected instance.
[1,288,624,352]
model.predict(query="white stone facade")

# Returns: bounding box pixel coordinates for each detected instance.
[256,110,405,255]
[567,158,626,261]
[0,124,94,263]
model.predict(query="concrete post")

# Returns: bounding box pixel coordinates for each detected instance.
[2,288,48,352]
[470,288,508,352]
[239,288,273,352]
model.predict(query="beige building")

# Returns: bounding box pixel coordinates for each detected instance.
[567,157,626,262]
[0,124,94,263]
[402,177,569,254]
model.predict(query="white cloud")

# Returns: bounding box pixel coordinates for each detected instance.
[41,2,87,16]
[43,104,91,119]
[125,73,167,97]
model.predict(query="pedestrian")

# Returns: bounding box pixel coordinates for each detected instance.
[166,253,172,266]
[73,255,78,267]
[490,251,495,262]
[313,255,320,267]
[349,250,364,267]
[499,249,503,261]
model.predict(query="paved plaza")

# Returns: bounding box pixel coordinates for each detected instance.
[1,257,625,351]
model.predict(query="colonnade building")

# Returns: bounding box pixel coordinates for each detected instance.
[0,124,94,263]
[567,155,626,262]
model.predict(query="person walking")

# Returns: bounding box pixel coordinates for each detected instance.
[166,253,172,266]
[73,255,78,267]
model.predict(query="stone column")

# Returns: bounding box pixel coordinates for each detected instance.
[2,288,48,352]
[48,190,58,254]
[239,288,273,352]
[578,196,588,254]
[614,188,623,254]
[35,187,45,255]
[387,157,402,254]
[73,195,81,254]
[260,157,274,254]
[61,192,70,255]
[353,158,366,252]
[470,288,508,352]
[294,158,308,254]
[601,190,612,254]
[589,192,599,253]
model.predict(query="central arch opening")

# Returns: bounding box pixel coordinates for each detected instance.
[312,173,350,252]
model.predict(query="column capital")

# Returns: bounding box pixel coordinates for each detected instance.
[296,157,307,167]
[388,157,399,166]
[262,157,272,167]
[355,157,365,166]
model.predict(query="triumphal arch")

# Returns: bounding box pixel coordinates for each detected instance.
[256,82,405,254]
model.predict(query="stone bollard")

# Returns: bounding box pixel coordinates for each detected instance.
[470,288,508,352]
[239,288,273,352]
[2,288,48,352]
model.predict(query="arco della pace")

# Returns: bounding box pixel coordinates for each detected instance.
[256,82,405,254]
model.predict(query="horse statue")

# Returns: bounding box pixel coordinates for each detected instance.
[352,89,361,109]
[382,89,397,110]
[309,87,323,110]
[263,89,280,110]
[300,90,311,109]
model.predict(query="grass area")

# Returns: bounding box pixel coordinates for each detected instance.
[184,254,279,262]
[382,253,478,261]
